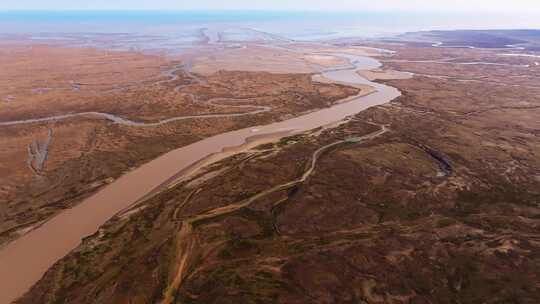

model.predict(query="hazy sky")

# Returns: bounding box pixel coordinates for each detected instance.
[1,0,540,13]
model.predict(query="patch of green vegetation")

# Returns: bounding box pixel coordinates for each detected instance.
[182,264,281,304]
[423,251,539,303]
[453,184,539,217]
[51,289,69,304]
[288,241,307,253]
[486,239,501,248]
[436,217,456,228]
[255,142,275,150]
[365,186,429,222]
[218,238,260,259]
[237,208,276,237]
[277,134,304,147]
[345,137,363,143]
[317,238,332,246]
[367,200,425,222]
[408,271,433,295]
[208,264,247,287]
[237,189,260,201]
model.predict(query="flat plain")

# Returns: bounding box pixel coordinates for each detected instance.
[1,31,540,304]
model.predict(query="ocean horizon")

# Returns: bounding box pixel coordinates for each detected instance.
[2,10,540,54]
[2,10,540,38]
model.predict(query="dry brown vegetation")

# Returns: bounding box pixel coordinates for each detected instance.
[0,45,360,247]
[18,45,540,303]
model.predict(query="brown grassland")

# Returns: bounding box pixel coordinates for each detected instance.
[16,44,540,303]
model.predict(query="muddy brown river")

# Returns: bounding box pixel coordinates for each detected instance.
[0,52,401,304]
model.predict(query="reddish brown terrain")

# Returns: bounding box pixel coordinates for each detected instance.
[15,42,540,303]
[0,45,361,247]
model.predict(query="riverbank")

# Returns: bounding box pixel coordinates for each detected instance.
[0,43,362,249]
[0,47,401,303]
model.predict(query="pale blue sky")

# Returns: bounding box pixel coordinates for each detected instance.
[1,0,539,13]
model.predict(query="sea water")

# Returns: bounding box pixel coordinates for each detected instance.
[1,10,539,50]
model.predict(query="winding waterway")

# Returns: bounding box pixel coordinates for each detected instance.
[0,65,271,127]
[0,52,401,304]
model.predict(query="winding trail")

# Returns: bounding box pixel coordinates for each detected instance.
[0,50,401,304]
[160,124,389,304]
